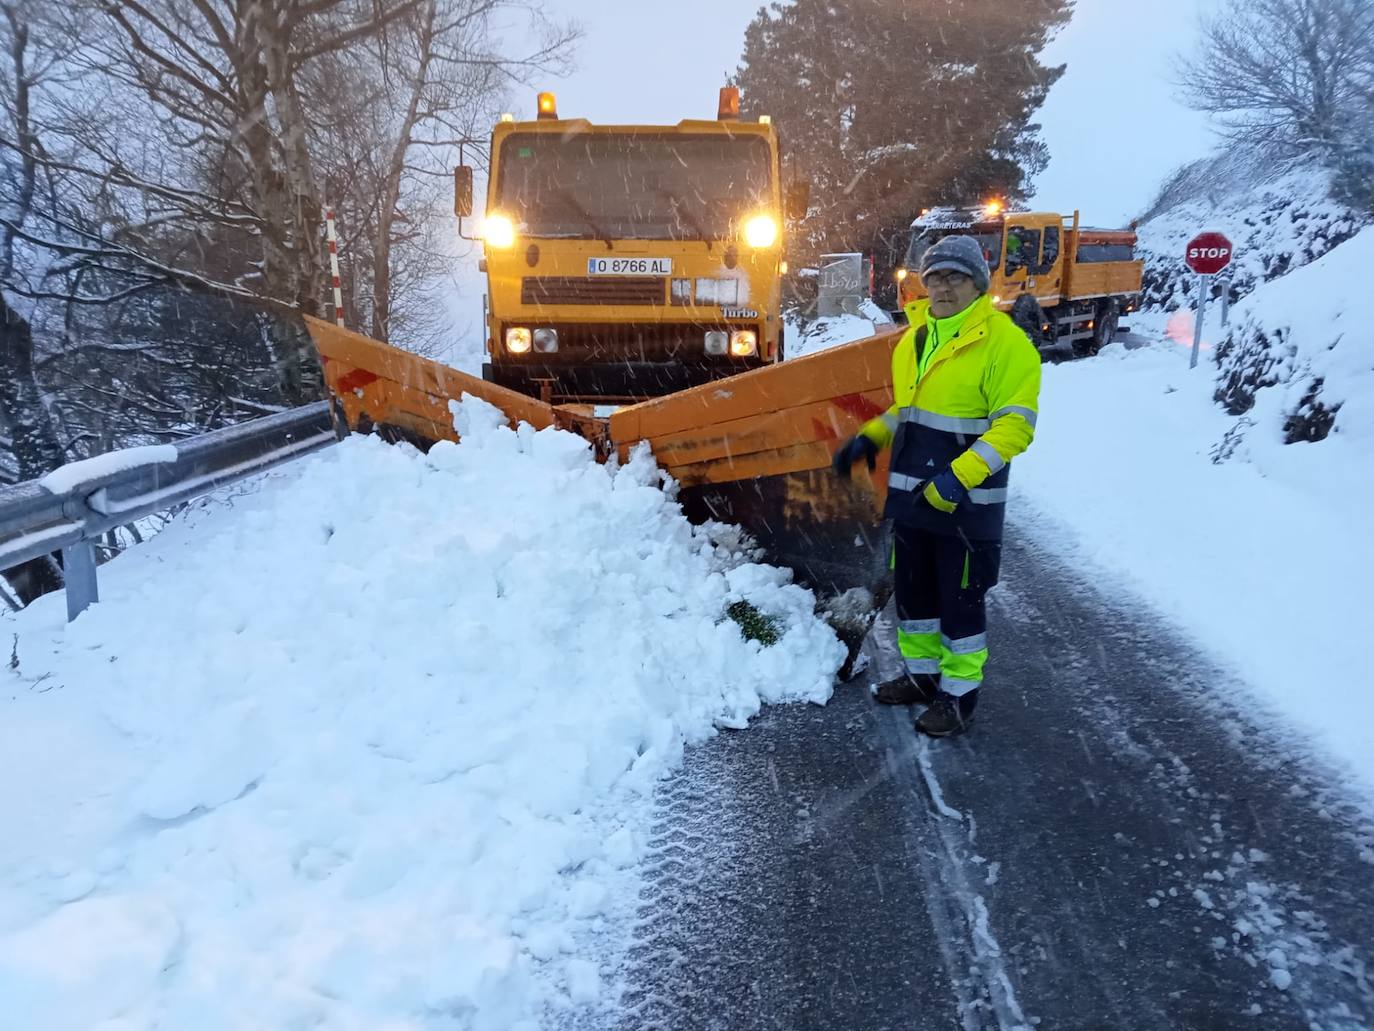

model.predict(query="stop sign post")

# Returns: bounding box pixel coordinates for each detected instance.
[1185,232,1234,369]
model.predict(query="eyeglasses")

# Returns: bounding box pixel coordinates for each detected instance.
[923,270,972,289]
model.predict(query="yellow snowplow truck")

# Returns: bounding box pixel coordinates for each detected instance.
[454,89,808,404]
[896,205,1144,357]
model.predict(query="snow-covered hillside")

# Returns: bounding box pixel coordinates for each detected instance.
[1019,320,1374,791]
[1135,152,1364,313]
[1135,147,1371,450]
[0,400,843,1030]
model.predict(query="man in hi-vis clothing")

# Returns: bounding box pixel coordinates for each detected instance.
[832,235,1041,737]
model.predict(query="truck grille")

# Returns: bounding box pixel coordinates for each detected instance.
[521,276,666,306]
[516,323,750,363]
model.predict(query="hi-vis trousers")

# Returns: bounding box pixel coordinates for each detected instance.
[894,524,1002,697]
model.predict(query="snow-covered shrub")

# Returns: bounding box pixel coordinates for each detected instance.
[1212,226,1371,446]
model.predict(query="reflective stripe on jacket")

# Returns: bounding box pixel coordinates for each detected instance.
[859,294,1041,539]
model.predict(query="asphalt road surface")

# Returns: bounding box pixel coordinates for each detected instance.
[609,529,1374,1031]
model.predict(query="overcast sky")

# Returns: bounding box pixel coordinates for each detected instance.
[524,0,1219,227]
[1030,0,1217,224]
[511,0,756,125]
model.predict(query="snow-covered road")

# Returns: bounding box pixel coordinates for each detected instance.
[613,532,1374,1030]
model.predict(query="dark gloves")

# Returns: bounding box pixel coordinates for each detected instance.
[831,434,878,479]
[922,468,967,513]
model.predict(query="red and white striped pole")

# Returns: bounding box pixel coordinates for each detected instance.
[324,206,345,327]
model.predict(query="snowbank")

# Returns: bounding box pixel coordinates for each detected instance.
[1213,226,1373,446]
[784,300,893,359]
[1015,329,1374,794]
[0,398,844,1030]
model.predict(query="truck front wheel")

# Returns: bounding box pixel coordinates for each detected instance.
[1010,295,1049,351]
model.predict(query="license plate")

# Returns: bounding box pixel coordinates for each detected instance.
[587,257,671,276]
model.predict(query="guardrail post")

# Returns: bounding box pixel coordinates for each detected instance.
[61,541,99,620]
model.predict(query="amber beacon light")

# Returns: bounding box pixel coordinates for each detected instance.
[537,92,558,120]
[717,86,740,121]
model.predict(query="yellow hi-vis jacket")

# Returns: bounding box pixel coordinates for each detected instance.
[859,294,1041,539]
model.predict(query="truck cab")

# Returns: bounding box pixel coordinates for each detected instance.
[456,90,805,404]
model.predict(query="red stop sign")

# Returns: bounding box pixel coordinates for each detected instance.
[1185,232,1234,275]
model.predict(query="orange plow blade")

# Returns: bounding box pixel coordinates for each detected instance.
[307,317,607,449]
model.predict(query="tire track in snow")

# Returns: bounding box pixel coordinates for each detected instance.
[873,702,1032,1031]
[606,690,964,1030]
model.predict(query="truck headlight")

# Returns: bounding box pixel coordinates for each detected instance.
[729,330,757,357]
[532,328,558,353]
[743,215,777,249]
[484,213,516,249]
[704,330,728,356]
[506,327,532,353]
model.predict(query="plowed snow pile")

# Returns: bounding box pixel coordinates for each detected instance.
[0,396,844,1030]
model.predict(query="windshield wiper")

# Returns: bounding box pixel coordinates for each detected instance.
[659,188,714,252]
[552,189,614,250]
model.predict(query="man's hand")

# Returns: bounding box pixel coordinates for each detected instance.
[831,435,878,479]
[922,469,967,513]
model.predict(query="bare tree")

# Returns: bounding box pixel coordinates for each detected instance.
[2,0,577,427]
[2,1,96,602]
[1,2,66,479]
[2,0,578,604]
[309,0,577,344]
[1179,0,1374,154]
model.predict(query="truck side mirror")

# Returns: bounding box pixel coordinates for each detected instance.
[454,166,474,218]
[785,180,810,221]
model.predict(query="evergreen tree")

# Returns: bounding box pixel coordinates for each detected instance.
[737,0,1072,272]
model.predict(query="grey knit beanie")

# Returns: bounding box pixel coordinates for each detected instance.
[920,235,991,293]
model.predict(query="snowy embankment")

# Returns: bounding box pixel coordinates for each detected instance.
[1015,318,1374,793]
[1212,226,1372,447]
[0,397,844,1030]
[1135,152,1369,449]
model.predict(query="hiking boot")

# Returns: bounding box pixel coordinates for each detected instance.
[915,690,979,737]
[874,672,939,705]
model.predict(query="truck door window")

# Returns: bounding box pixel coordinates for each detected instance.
[1034,227,1059,275]
[1005,227,1040,276]
[906,226,1002,273]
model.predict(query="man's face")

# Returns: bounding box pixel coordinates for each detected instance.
[923,270,981,318]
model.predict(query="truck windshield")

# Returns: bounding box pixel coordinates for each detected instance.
[494,132,773,241]
[906,226,1003,274]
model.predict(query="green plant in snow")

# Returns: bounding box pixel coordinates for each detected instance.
[725,600,783,647]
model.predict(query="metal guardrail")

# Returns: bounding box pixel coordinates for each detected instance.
[0,401,339,621]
